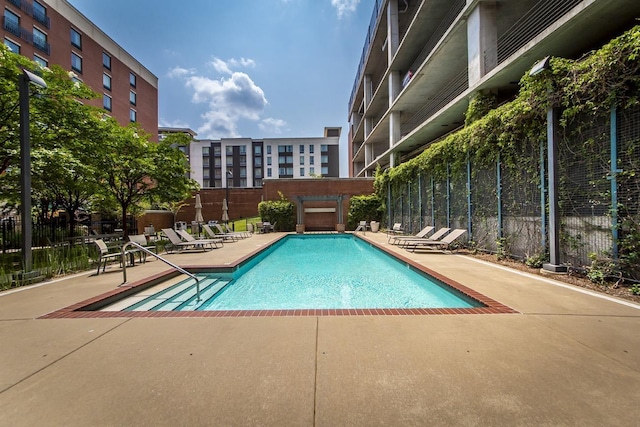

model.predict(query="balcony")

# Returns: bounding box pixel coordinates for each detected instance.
[2,17,32,44]
[33,37,50,55]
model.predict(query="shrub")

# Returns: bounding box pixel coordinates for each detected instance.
[347,194,383,229]
[258,192,295,232]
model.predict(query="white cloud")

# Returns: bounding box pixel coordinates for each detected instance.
[209,57,256,75]
[167,66,194,78]
[331,0,360,18]
[185,72,268,138]
[259,118,287,134]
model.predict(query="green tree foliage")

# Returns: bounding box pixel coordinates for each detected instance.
[96,123,198,238]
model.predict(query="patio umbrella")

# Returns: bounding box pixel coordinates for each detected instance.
[221,198,229,223]
[194,194,204,223]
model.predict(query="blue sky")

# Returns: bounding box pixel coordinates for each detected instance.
[67,0,375,176]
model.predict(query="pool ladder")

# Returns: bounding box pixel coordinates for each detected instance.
[121,241,201,301]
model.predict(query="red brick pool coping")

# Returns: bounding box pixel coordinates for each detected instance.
[40,234,517,319]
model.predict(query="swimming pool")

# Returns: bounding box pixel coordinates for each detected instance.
[114,234,479,312]
[43,233,516,318]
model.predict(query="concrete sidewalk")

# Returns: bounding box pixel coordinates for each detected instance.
[1,232,639,426]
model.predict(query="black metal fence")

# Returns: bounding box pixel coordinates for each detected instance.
[388,104,640,275]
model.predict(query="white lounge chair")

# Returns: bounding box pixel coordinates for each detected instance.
[161,228,217,253]
[128,234,156,263]
[389,225,435,245]
[205,223,239,242]
[396,227,450,248]
[404,228,467,252]
[386,223,404,241]
[224,223,250,238]
[176,229,223,249]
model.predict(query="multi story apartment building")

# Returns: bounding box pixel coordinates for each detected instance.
[2,0,158,140]
[348,0,640,177]
[160,127,341,188]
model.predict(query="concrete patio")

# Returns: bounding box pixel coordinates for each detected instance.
[1,231,639,426]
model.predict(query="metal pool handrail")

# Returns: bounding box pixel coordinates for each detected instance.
[121,241,201,301]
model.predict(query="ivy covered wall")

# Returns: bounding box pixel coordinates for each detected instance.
[375,25,640,280]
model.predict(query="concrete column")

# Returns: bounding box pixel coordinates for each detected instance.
[364,74,373,110]
[389,111,401,168]
[364,117,373,138]
[389,70,401,106]
[387,0,399,63]
[467,1,497,86]
[365,143,373,166]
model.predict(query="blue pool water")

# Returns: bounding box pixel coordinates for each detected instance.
[124,234,480,312]
[202,234,477,310]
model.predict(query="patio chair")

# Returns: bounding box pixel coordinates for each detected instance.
[396,227,450,248]
[176,229,223,249]
[128,234,156,263]
[389,225,435,245]
[403,228,468,252]
[354,221,369,233]
[386,223,405,241]
[94,239,128,275]
[263,221,276,233]
[205,223,239,242]
[161,228,213,253]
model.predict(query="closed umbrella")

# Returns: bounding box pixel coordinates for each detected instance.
[194,194,204,223]
[221,198,229,223]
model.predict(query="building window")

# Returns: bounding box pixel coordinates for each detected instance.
[300,167,305,176]
[33,55,47,67]
[299,145,304,154]
[309,144,315,154]
[267,157,272,166]
[129,72,136,87]
[321,144,329,152]
[4,38,19,54]
[300,156,304,165]
[32,1,49,28]
[129,109,136,122]
[266,145,272,155]
[255,157,262,167]
[267,168,272,177]
[103,94,112,111]
[202,147,210,156]
[255,168,262,179]
[70,28,81,49]
[310,167,315,175]
[278,145,293,153]
[32,27,48,54]
[203,158,210,168]
[225,145,233,155]
[254,145,262,155]
[310,156,315,165]
[213,145,221,156]
[239,145,246,154]
[102,52,111,70]
[71,52,82,73]
[321,155,329,163]
[203,179,210,188]
[321,166,329,175]
[239,167,246,178]
[214,157,221,167]
[3,10,19,38]
[226,157,233,167]
[129,90,136,105]
[103,73,111,90]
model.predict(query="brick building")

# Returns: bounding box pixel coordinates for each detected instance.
[2,0,158,140]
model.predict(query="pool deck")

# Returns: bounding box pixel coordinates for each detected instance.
[1,231,639,426]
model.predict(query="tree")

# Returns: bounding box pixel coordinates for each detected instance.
[97,123,197,238]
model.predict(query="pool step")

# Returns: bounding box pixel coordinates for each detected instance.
[175,279,232,311]
[127,275,215,311]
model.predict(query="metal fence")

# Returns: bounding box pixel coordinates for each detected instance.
[388,104,640,274]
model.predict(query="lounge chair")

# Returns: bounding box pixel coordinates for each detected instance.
[403,228,468,252]
[354,220,369,233]
[395,227,450,248]
[94,239,129,275]
[262,221,276,233]
[161,228,216,253]
[176,229,223,249]
[205,223,239,242]
[224,223,250,238]
[389,225,435,245]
